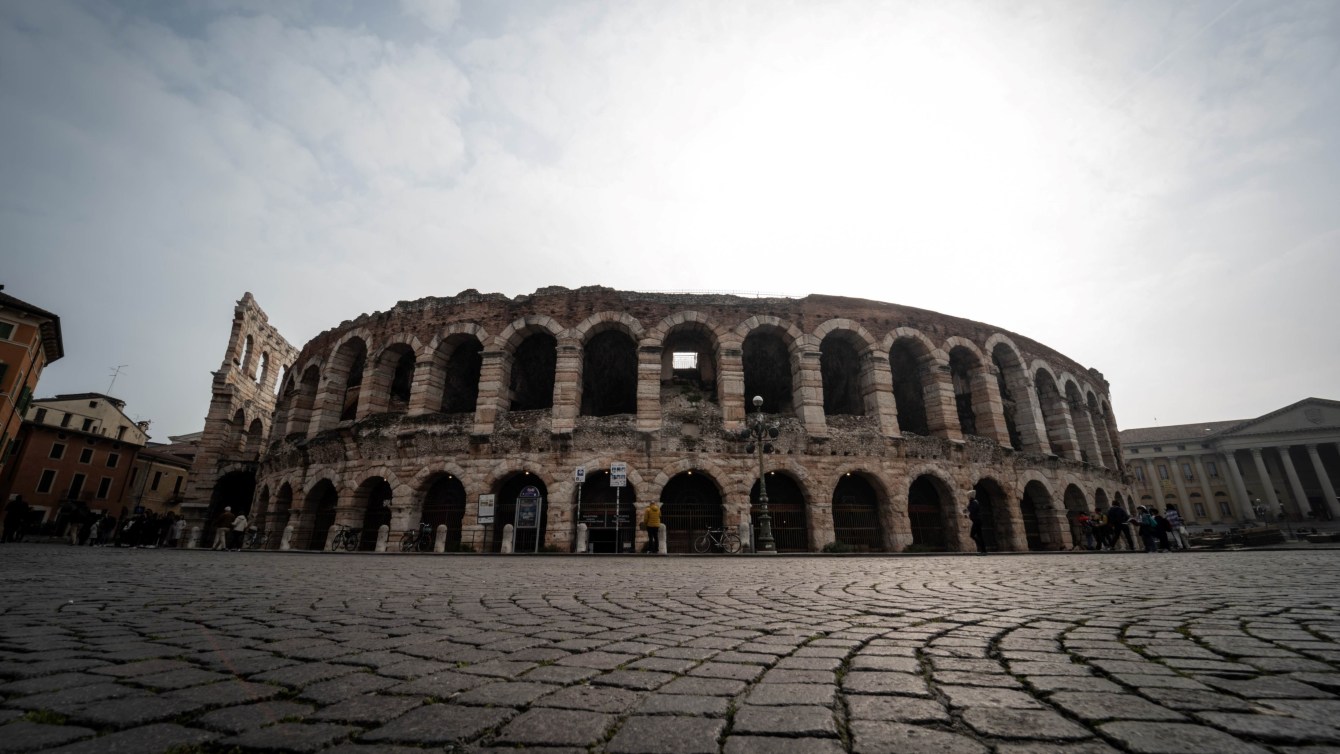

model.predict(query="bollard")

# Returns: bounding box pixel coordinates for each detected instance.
[501,524,515,554]
[375,524,389,552]
[280,525,294,551]
[187,526,201,549]
[738,521,753,553]
[325,527,338,552]
[576,523,588,553]
[658,523,668,555]
[434,525,447,553]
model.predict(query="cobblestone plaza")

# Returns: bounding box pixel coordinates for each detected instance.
[3,547,1340,753]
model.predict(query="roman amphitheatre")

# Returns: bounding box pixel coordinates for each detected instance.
[183,287,1130,554]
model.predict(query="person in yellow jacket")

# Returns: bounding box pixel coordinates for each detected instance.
[643,502,662,553]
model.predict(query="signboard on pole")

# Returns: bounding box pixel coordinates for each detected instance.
[610,462,627,488]
[575,466,586,484]
[478,494,496,525]
[516,486,542,529]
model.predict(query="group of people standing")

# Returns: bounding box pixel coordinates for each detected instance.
[965,490,1192,554]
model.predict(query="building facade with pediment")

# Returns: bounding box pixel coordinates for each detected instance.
[1120,398,1340,528]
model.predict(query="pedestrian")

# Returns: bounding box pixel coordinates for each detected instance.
[1134,506,1158,553]
[211,507,233,550]
[86,513,103,546]
[1164,505,1189,550]
[1106,502,1135,551]
[229,511,249,551]
[643,501,661,553]
[965,490,987,555]
[4,495,30,543]
[1076,511,1097,550]
[1091,507,1110,550]
[168,514,185,548]
[1153,510,1173,551]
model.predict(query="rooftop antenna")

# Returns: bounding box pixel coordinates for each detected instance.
[108,364,129,394]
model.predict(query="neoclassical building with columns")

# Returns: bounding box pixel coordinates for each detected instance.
[1121,398,1340,528]
[184,287,1132,553]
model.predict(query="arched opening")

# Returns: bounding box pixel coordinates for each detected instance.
[256,352,269,387]
[742,328,793,414]
[662,324,718,403]
[254,486,271,530]
[948,347,979,438]
[750,472,808,552]
[231,409,248,452]
[889,339,929,435]
[907,475,950,551]
[992,344,1027,451]
[332,338,368,423]
[1095,488,1111,511]
[1020,480,1058,551]
[492,473,549,553]
[820,332,864,416]
[288,365,320,436]
[1063,484,1089,549]
[578,469,637,553]
[237,334,253,374]
[973,478,1009,551]
[509,333,557,411]
[440,337,484,414]
[832,473,885,551]
[660,471,724,553]
[1100,400,1123,472]
[208,470,256,525]
[305,480,339,551]
[581,330,638,417]
[379,344,416,414]
[422,473,467,549]
[245,419,265,454]
[355,477,393,550]
[1034,370,1071,458]
[1065,382,1098,465]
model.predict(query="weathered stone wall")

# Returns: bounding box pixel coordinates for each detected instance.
[242,286,1129,553]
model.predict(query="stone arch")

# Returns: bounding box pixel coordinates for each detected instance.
[488,471,550,553]
[230,408,248,452]
[578,319,639,417]
[302,478,340,551]
[986,335,1041,452]
[650,312,726,404]
[906,471,961,551]
[749,469,809,552]
[815,321,878,418]
[350,475,394,550]
[885,329,946,437]
[1032,363,1077,460]
[1062,378,1102,466]
[284,362,322,437]
[576,466,640,553]
[945,339,986,438]
[244,418,265,454]
[314,331,373,430]
[256,351,270,387]
[418,471,467,549]
[495,317,563,413]
[365,335,423,416]
[658,469,727,553]
[972,476,1015,551]
[736,316,805,415]
[1063,483,1090,549]
[831,470,890,552]
[1098,398,1123,472]
[425,325,488,416]
[1019,477,1064,551]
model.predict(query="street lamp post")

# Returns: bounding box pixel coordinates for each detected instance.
[739,395,779,554]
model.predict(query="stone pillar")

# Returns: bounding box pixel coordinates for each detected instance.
[434,524,448,553]
[718,346,746,427]
[550,339,581,436]
[1191,456,1220,524]
[1069,400,1104,467]
[658,523,667,555]
[352,359,378,422]
[1249,447,1281,514]
[1168,457,1192,513]
[1305,444,1340,520]
[472,350,505,435]
[636,346,663,433]
[501,523,515,554]
[1221,451,1257,522]
[1093,412,1118,468]
[1277,447,1310,519]
[795,345,828,438]
[971,365,1011,448]
[924,363,962,442]
[375,524,389,552]
[1012,377,1049,454]
[576,523,588,553]
[407,349,441,417]
[280,524,294,550]
[866,352,900,438]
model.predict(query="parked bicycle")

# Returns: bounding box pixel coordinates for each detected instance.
[400,522,434,553]
[693,527,742,554]
[330,523,362,552]
[243,527,269,550]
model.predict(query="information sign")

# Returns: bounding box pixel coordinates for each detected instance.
[575,466,586,483]
[478,494,496,525]
[610,462,627,488]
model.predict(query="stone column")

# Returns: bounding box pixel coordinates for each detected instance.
[1221,451,1257,522]
[636,345,662,433]
[353,358,378,422]
[865,352,900,439]
[1048,400,1082,461]
[472,350,505,435]
[1192,456,1220,524]
[795,345,828,438]
[718,347,746,427]
[970,365,1011,448]
[1142,459,1162,508]
[550,339,581,435]
[924,363,963,442]
[1094,413,1118,468]
[1248,447,1281,514]
[407,349,441,417]
[1069,400,1104,467]
[1305,444,1340,519]
[1277,447,1310,519]
[1168,457,1191,513]
[1014,379,1050,454]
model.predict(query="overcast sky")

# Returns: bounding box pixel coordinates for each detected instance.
[4,0,1337,440]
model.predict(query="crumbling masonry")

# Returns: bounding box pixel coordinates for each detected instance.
[185,287,1132,553]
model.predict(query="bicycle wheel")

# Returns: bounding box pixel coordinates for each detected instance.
[692,533,711,554]
[400,532,416,552]
[722,533,742,554]
[343,531,359,551]
[330,531,345,551]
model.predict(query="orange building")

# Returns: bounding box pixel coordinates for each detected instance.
[0,288,64,471]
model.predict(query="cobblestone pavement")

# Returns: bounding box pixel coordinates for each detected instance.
[3,547,1340,753]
